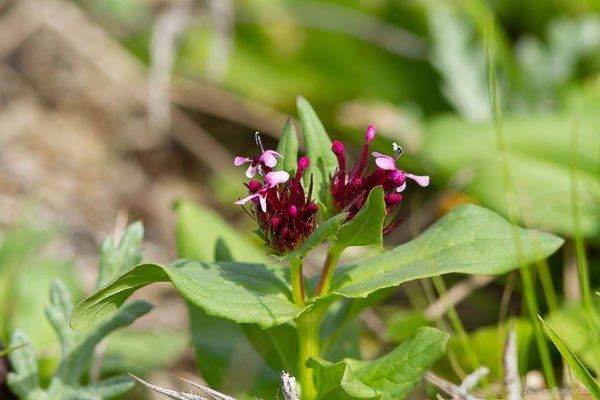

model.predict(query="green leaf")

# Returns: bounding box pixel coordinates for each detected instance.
[354,327,448,400]
[546,297,600,375]
[422,112,600,238]
[275,117,299,173]
[308,357,380,400]
[333,187,386,251]
[309,204,563,308]
[175,200,268,263]
[309,327,449,400]
[73,204,563,335]
[297,96,338,206]
[71,261,303,331]
[96,222,144,290]
[176,208,278,396]
[278,213,347,261]
[540,317,600,399]
[6,331,40,398]
[9,279,147,400]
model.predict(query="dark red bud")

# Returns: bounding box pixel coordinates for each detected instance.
[332,141,346,171]
[386,194,402,206]
[289,205,298,218]
[271,218,281,230]
[332,141,344,156]
[307,203,319,214]
[354,179,362,187]
[248,181,263,193]
[296,156,310,180]
[298,156,310,170]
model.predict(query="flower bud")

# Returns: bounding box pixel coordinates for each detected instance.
[332,141,345,170]
[390,171,406,188]
[365,125,376,143]
[385,194,402,206]
[289,205,298,218]
[296,156,310,180]
[307,203,319,215]
[271,217,281,230]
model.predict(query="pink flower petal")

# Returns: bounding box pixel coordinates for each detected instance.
[260,151,280,168]
[246,164,258,178]
[373,154,396,170]
[265,171,289,187]
[235,193,258,205]
[234,156,251,166]
[396,182,407,192]
[406,174,430,187]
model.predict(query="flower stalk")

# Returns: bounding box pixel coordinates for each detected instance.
[314,246,342,297]
[290,259,305,307]
[296,311,320,400]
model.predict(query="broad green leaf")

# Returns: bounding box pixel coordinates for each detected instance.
[275,117,299,173]
[540,317,600,399]
[309,327,449,400]
[353,327,449,400]
[96,222,144,290]
[333,187,386,251]
[71,260,303,330]
[308,357,380,400]
[309,204,564,309]
[297,96,338,206]
[176,209,279,396]
[278,213,347,261]
[422,112,600,238]
[175,201,268,263]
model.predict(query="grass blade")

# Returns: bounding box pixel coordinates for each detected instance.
[539,316,600,399]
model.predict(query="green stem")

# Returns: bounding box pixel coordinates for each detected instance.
[290,259,305,307]
[315,246,342,297]
[297,311,320,400]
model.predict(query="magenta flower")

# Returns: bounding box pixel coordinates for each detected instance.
[372,142,430,191]
[236,153,319,255]
[235,171,290,212]
[330,126,429,235]
[234,132,283,178]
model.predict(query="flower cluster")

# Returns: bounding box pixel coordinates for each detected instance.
[235,133,318,255]
[330,125,429,235]
[235,127,430,254]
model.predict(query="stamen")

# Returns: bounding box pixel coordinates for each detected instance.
[255,131,265,153]
[392,142,406,160]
